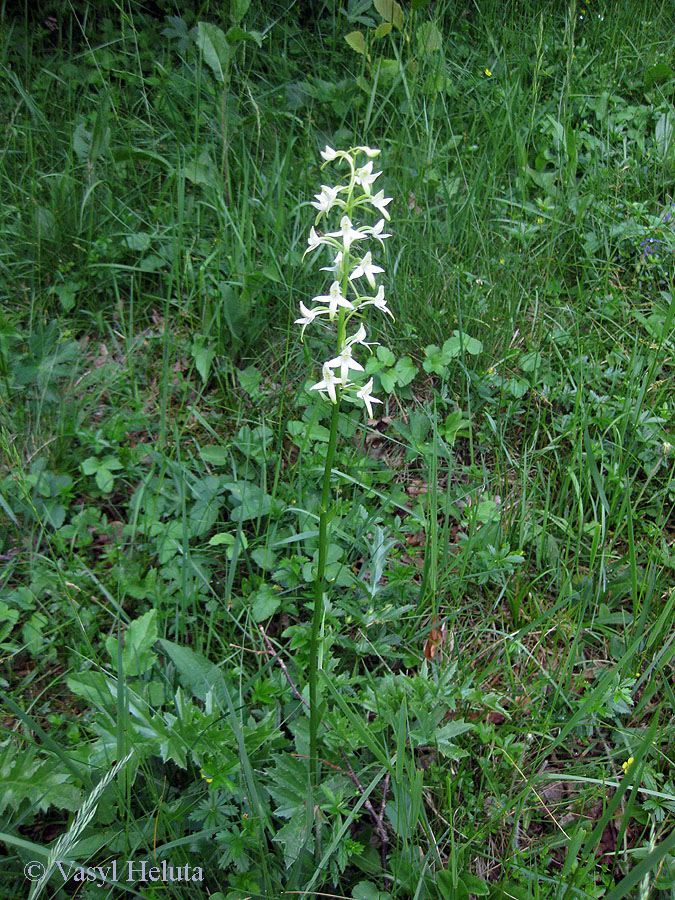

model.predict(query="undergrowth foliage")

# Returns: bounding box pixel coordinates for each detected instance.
[1,1,675,899]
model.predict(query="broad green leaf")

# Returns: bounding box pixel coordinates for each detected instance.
[251,547,276,571]
[196,22,232,83]
[393,356,417,386]
[372,21,392,39]
[236,365,261,395]
[106,609,158,677]
[95,466,114,493]
[374,0,404,29]
[287,420,331,443]
[191,336,216,384]
[125,232,152,251]
[416,21,442,55]
[645,62,674,89]
[376,345,396,367]
[160,639,231,704]
[208,532,236,547]
[72,122,91,161]
[199,445,230,466]
[251,583,280,622]
[345,30,366,55]
[225,26,262,47]
[222,481,272,521]
[229,0,250,24]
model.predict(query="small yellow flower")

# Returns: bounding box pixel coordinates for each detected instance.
[485,68,492,77]
[621,756,634,773]
[200,769,214,784]
[537,217,544,224]
[499,258,505,265]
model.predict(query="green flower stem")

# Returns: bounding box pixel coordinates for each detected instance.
[309,397,340,792]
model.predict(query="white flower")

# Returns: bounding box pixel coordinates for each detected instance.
[304,226,330,257]
[350,251,384,289]
[310,363,341,403]
[356,146,381,158]
[370,190,392,220]
[365,219,392,243]
[295,301,326,339]
[311,281,354,319]
[357,378,382,418]
[320,251,344,276]
[361,285,394,318]
[346,323,375,349]
[326,345,364,385]
[354,161,381,194]
[321,146,339,161]
[311,184,342,215]
[325,215,364,253]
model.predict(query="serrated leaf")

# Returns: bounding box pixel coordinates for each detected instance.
[345,30,366,55]
[374,0,404,29]
[372,21,392,39]
[273,817,313,868]
[196,22,232,82]
[268,754,312,819]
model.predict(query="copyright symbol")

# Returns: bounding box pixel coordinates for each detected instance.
[24,861,45,881]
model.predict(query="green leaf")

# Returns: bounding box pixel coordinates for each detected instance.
[393,356,418,386]
[95,466,114,493]
[200,445,230,466]
[236,365,261,395]
[251,583,280,622]
[22,613,48,657]
[222,481,272,522]
[196,22,232,83]
[353,881,393,900]
[251,547,276,571]
[416,22,442,55]
[645,62,674,89]
[655,112,674,161]
[125,232,152,251]
[160,639,232,704]
[373,0,404,29]
[229,0,250,24]
[191,336,216,384]
[459,872,489,895]
[287,420,331,443]
[372,22,392,40]
[81,457,99,475]
[225,26,262,47]
[376,345,396,367]
[106,610,158,677]
[345,30,367,55]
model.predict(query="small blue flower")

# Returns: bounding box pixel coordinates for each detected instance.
[640,238,662,258]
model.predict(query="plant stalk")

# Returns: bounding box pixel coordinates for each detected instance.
[309,398,340,794]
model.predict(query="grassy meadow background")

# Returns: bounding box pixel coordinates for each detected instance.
[1,0,675,897]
